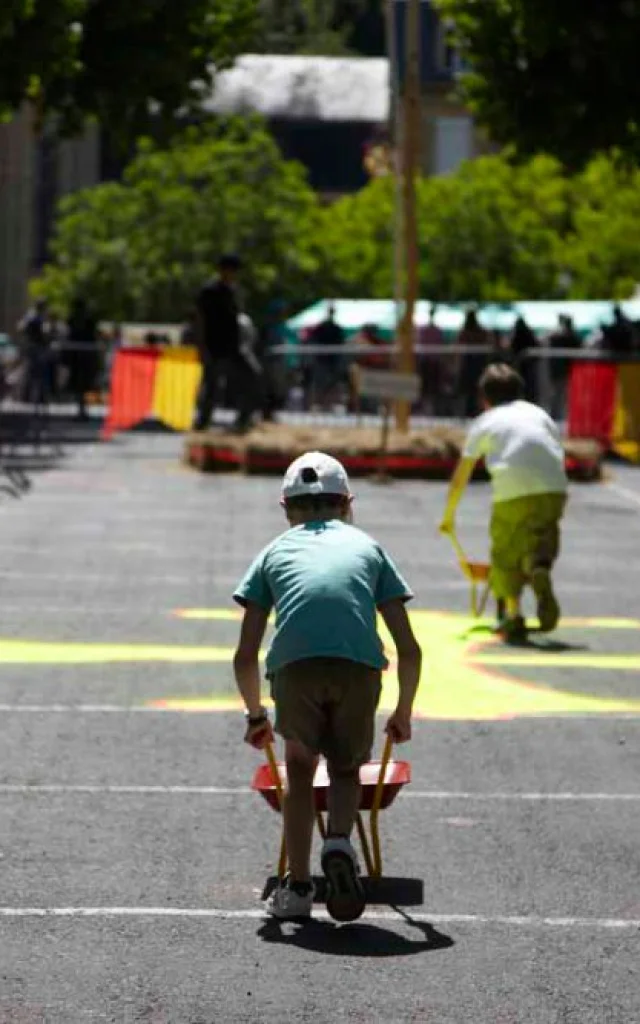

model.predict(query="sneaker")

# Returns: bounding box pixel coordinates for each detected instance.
[499,615,528,645]
[531,568,560,632]
[321,837,366,923]
[266,876,315,920]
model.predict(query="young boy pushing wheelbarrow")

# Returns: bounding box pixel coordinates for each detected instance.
[440,363,568,644]
[233,451,421,922]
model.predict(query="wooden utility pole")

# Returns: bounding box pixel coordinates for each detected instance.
[386,0,404,320]
[395,0,421,433]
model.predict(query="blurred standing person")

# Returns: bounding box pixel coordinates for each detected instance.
[418,306,445,414]
[354,323,389,371]
[309,303,346,409]
[604,304,635,356]
[65,297,99,420]
[545,314,581,420]
[258,299,290,420]
[509,316,538,401]
[180,313,197,347]
[192,254,260,433]
[456,310,489,418]
[18,298,55,405]
[352,323,390,412]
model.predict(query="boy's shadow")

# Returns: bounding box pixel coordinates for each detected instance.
[464,624,588,653]
[257,909,454,959]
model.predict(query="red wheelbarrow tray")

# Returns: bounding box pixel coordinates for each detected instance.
[252,756,412,813]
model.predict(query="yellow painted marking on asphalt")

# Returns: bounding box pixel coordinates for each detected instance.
[174,609,242,621]
[152,696,246,712]
[377,612,640,720]
[557,618,640,629]
[476,653,640,670]
[0,640,245,664]
[151,611,640,720]
[173,610,640,630]
[1,612,638,721]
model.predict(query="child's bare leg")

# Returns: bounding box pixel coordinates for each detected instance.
[327,765,361,837]
[283,739,318,883]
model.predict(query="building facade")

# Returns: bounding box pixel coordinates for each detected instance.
[0,107,100,332]
[0,3,483,332]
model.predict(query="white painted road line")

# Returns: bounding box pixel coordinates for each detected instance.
[1,704,638,720]
[0,784,252,796]
[0,784,638,801]
[0,907,637,930]
[607,482,640,511]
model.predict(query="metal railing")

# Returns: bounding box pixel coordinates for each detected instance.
[259,342,636,427]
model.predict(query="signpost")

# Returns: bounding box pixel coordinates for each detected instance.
[390,0,422,433]
[351,366,421,478]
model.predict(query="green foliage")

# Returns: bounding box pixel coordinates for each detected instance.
[36,140,640,318]
[435,0,640,167]
[562,155,640,300]
[0,0,260,140]
[318,153,570,302]
[315,177,397,297]
[35,119,322,321]
[417,154,569,301]
[258,0,370,56]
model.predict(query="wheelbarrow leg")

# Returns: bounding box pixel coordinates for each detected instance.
[356,812,375,877]
[266,743,288,880]
[369,735,393,879]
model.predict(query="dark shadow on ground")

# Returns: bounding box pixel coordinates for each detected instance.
[257,912,454,958]
[522,638,589,653]
[262,876,424,908]
[463,624,589,654]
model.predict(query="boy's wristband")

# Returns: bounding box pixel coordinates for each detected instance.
[245,707,268,726]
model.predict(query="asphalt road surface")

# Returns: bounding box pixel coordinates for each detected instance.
[0,433,639,1023]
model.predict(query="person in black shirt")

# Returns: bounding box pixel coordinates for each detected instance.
[509,316,538,401]
[192,254,260,432]
[65,297,100,420]
[18,299,55,405]
[604,305,635,356]
[546,314,581,420]
[308,304,346,408]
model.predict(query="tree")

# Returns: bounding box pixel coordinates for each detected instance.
[314,176,397,298]
[258,0,371,55]
[435,0,640,167]
[562,155,640,299]
[418,154,569,302]
[0,0,260,140]
[317,153,570,302]
[34,119,322,321]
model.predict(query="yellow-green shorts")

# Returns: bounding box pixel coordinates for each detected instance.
[490,492,567,600]
[271,657,382,772]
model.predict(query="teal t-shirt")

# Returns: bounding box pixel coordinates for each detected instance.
[233,520,412,675]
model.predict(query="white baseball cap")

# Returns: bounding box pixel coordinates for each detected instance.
[282,451,351,500]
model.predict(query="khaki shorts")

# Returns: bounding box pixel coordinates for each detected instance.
[271,657,382,772]
[490,492,567,599]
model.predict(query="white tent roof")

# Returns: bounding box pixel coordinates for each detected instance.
[205,55,390,123]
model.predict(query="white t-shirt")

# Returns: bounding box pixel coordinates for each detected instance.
[463,400,568,503]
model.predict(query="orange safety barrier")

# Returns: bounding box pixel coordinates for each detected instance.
[611,364,640,463]
[102,347,202,439]
[567,360,640,463]
[566,362,618,445]
[102,348,160,439]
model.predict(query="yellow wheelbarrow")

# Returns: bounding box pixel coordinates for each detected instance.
[449,530,493,618]
[253,736,411,882]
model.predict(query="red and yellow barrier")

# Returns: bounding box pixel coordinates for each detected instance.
[567,361,640,462]
[103,347,201,439]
